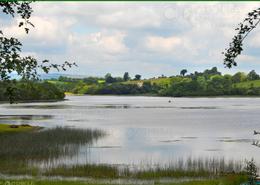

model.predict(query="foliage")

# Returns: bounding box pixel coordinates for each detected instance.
[245,159,258,185]
[123,72,130,81]
[134,74,141,80]
[180,69,188,76]
[0,1,76,103]
[0,80,65,101]
[223,8,260,68]
[51,67,260,97]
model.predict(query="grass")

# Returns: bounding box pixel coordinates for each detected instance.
[42,157,245,179]
[0,174,247,185]
[0,123,40,133]
[44,164,120,178]
[0,126,105,176]
[0,124,249,182]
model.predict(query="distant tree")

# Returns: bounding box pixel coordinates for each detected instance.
[180,69,188,76]
[232,72,247,83]
[203,67,221,78]
[123,72,130,81]
[134,74,141,80]
[223,8,260,68]
[105,73,115,83]
[247,70,260,81]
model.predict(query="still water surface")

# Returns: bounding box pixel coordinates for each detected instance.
[1,95,260,167]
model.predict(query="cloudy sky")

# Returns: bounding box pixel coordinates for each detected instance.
[2,2,260,78]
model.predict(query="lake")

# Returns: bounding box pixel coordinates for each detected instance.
[1,95,260,168]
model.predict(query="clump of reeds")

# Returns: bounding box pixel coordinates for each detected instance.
[41,157,246,179]
[130,157,244,179]
[0,127,105,162]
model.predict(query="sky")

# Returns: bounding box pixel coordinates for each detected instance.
[2,2,260,78]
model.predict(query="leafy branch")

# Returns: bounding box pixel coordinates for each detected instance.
[0,1,77,102]
[223,8,260,68]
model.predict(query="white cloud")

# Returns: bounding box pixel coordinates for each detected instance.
[145,36,182,53]
[68,31,128,55]
[96,6,161,29]
[2,2,260,77]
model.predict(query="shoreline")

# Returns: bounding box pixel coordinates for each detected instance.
[65,93,260,98]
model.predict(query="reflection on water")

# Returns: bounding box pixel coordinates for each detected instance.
[1,95,260,167]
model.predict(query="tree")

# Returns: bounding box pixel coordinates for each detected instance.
[0,2,76,103]
[123,72,130,81]
[105,73,115,83]
[247,70,260,81]
[232,72,247,83]
[223,8,260,68]
[134,74,141,80]
[180,69,187,76]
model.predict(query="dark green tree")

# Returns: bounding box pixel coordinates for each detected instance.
[180,69,187,76]
[123,72,130,81]
[134,74,141,80]
[247,70,260,81]
[105,73,115,83]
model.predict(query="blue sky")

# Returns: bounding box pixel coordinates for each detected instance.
[2,2,260,78]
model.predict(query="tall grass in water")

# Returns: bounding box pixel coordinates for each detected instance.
[0,127,105,175]
[131,157,244,179]
[44,157,245,179]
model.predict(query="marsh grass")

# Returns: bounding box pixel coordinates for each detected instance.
[130,157,244,179]
[0,126,248,180]
[42,157,245,179]
[44,164,120,178]
[0,127,105,175]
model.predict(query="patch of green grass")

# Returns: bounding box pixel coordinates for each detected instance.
[0,123,40,133]
[47,80,70,85]
[98,80,105,84]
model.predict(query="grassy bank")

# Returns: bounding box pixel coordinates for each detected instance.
[0,174,247,185]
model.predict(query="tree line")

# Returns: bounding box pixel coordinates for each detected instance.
[53,67,260,97]
[0,81,65,102]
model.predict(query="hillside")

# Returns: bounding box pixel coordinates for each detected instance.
[234,80,260,88]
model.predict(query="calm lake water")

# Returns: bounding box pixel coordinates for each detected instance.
[1,95,260,167]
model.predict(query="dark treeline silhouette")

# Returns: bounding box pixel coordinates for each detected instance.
[0,81,65,102]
